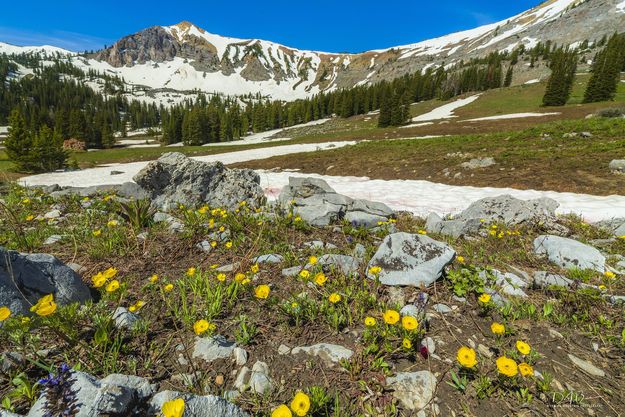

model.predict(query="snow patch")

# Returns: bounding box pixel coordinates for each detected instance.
[524,79,540,85]
[618,0,625,12]
[411,95,480,122]
[466,112,560,122]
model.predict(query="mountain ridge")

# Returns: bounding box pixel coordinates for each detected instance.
[2,0,624,101]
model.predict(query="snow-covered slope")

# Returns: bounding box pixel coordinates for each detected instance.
[0,42,72,56]
[3,0,624,101]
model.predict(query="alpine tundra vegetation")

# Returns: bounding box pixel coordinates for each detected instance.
[1,0,625,416]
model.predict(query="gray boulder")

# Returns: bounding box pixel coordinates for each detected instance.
[134,152,264,211]
[48,182,148,201]
[480,269,528,298]
[597,218,625,236]
[534,235,605,272]
[191,335,237,363]
[533,271,573,288]
[366,233,455,287]
[278,177,394,228]
[27,371,155,417]
[609,159,625,174]
[0,247,91,316]
[149,391,248,417]
[461,157,496,169]
[426,194,560,238]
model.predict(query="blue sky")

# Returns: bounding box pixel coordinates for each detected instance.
[0,0,542,52]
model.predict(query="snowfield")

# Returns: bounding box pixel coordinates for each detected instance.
[412,95,480,122]
[466,112,561,122]
[20,147,625,223]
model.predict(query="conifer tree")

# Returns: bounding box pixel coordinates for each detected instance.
[542,48,577,106]
[583,34,625,103]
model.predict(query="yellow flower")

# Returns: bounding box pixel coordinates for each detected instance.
[401,316,419,331]
[489,230,497,236]
[496,356,518,377]
[290,392,310,417]
[516,340,531,355]
[92,273,107,288]
[210,241,218,248]
[241,278,251,285]
[219,225,226,232]
[103,268,118,280]
[92,229,102,237]
[369,266,381,275]
[217,273,226,282]
[30,294,57,317]
[364,316,376,327]
[161,398,185,417]
[599,284,607,291]
[457,256,465,264]
[328,293,342,304]
[164,284,174,292]
[193,319,210,335]
[299,270,310,279]
[490,322,505,335]
[225,241,233,249]
[308,256,318,265]
[106,280,120,293]
[417,230,427,235]
[255,284,270,299]
[128,305,137,312]
[383,309,400,325]
[457,346,477,368]
[619,235,625,240]
[135,300,146,308]
[271,404,292,417]
[294,216,302,222]
[235,273,246,283]
[107,219,119,228]
[402,338,412,349]
[250,264,260,274]
[0,306,11,321]
[478,293,491,304]
[604,271,616,279]
[518,362,534,377]
[25,215,35,221]
[149,274,159,283]
[314,272,327,286]
[22,198,31,204]
[186,267,196,277]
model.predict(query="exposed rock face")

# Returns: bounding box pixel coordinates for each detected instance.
[278,177,394,227]
[0,247,91,316]
[367,233,456,287]
[426,194,561,238]
[597,218,625,236]
[533,235,606,272]
[133,152,265,211]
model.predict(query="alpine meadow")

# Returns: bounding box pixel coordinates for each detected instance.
[1,1,625,417]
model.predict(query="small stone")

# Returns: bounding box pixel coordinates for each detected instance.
[216,263,240,273]
[233,347,248,366]
[44,209,62,219]
[291,343,353,364]
[192,335,237,363]
[278,344,291,355]
[253,254,285,264]
[43,235,62,245]
[112,307,140,330]
[281,266,303,277]
[567,354,606,377]
[214,375,224,386]
[386,371,437,411]
[420,337,435,354]
[432,303,452,314]
[477,344,493,358]
[400,304,420,318]
[196,240,213,253]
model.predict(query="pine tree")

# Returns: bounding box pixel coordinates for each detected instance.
[542,48,577,106]
[4,109,34,171]
[583,34,625,103]
[504,65,514,87]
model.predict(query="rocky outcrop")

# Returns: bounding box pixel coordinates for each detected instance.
[366,232,455,287]
[278,177,394,227]
[133,152,265,211]
[608,159,625,175]
[0,247,91,316]
[426,194,561,238]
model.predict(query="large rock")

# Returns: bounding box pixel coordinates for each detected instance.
[49,182,148,200]
[609,159,625,175]
[278,177,394,227]
[386,371,437,411]
[534,235,605,272]
[426,194,560,238]
[366,233,455,287]
[149,390,248,417]
[0,247,91,316]
[291,343,354,364]
[305,254,360,276]
[597,218,625,236]
[134,152,264,211]
[27,371,155,417]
